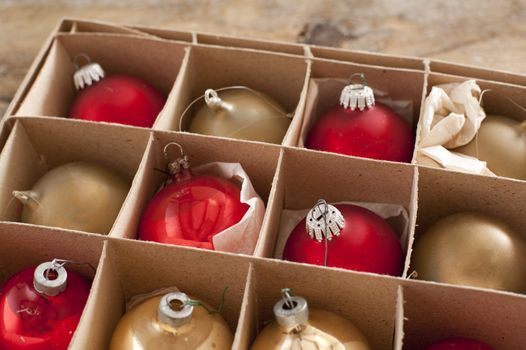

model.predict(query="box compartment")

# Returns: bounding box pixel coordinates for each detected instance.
[0,117,150,235]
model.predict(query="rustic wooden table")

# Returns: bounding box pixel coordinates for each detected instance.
[1,0,525,116]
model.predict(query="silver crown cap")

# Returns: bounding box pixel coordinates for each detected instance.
[306,200,345,242]
[73,62,105,90]
[340,83,375,111]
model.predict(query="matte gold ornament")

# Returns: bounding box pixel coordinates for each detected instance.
[110,292,233,350]
[251,289,370,350]
[411,211,526,293]
[13,161,129,234]
[180,87,292,144]
[454,115,526,180]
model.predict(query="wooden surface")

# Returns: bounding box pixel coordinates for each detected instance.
[1,0,525,116]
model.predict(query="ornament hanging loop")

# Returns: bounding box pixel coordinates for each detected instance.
[72,53,92,71]
[348,72,368,87]
[163,142,190,175]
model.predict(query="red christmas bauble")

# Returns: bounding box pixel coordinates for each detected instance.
[138,169,249,249]
[425,338,495,350]
[283,204,404,276]
[306,103,414,162]
[0,264,91,350]
[70,75,165,128]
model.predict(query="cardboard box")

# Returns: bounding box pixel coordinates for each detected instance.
[1,18,526,349]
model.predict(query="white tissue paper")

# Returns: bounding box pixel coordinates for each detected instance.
[417,80,495,175]
[192,162,265,255]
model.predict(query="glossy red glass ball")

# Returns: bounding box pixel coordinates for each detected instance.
[425,337,495,350]
[138,170,249,249]
[283,204,404,276]
[0,266,91,350]
[70,75,165,128]
[306,103,414,162]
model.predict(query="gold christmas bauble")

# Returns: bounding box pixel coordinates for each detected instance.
[251,291,370,350]
[454,115,526,180]
[110,292,233,350]
[13,161,129,234]
[411,211,526,293]
[183,87,291,144]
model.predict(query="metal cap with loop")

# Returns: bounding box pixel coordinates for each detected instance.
[204,89,233,112]
[33,260,68,296]
[306,199,345,242]
[73,53,106,90]
[158,292,194,328]
[340,73,375,111]
[163,142,191,177]
[273,288,309,330]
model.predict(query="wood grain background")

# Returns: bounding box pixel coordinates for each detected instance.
[1,0,525,115]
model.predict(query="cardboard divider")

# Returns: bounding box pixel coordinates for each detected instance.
[162,45,310,145]
[64,18,153,37]
[111,129,281,248]
[0,222,105,349]
[310,46,427,71]
[81,237,251,349]
[0,117,150,235]
[393,286,405,350]
[241,257,402,350]
[14,33,189,130]
[129,25,196,43]
[401,280,526,350]
[429,59,526,87]
[297,59,426,162]
[196,33,307,56]
[257,146,416,274]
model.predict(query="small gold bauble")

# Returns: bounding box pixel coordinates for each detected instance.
[411,211,526,293]
[183,88,291,144]
[454,115,526,180]
[13,161,130,234]
[110,294,233,350]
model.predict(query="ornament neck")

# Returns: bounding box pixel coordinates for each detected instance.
[158,292,193,329]
[13,190,40,211]
[163,142,192,184]
[73,54,105,90]
[273,289,309,330]
[340,73,375,111]
[33,260,68,296]
[204,89,233,112]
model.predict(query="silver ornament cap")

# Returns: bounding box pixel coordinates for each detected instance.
[306,199,345,242]
[158,292,193,328]
[273,289,309,329]
[73,54,105,90]
[340,73,375,111]
[33,261,68,297]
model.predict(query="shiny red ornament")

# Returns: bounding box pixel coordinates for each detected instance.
[306,75,414,162]
[0,262,91,350]
[425,337,495,350]
[283,202,404,276]
[69,59,165,127]
[138,143,249,250]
